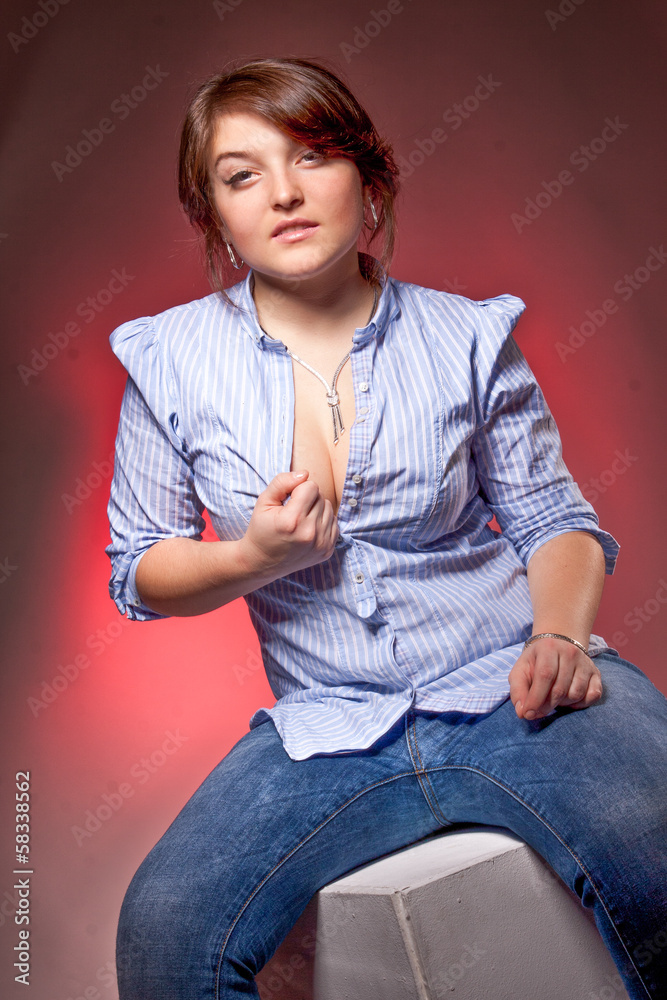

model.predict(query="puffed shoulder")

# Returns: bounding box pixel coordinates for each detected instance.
[406,284,533,430]
[109,314,158,368]
[475,292,527,330]
[474,292,527,317]
[471,293,527,370]
[108,313,184,453]
[414,283,526,340]
[409,284,528,378]
[109,294,216,361]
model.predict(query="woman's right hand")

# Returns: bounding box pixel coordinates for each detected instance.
[238,471,339,580]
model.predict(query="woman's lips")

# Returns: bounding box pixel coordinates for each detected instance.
[272,224,320,243]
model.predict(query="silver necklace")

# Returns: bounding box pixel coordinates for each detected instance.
[284,285,379,445]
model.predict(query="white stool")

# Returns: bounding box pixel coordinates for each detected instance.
[256,825,629,1000]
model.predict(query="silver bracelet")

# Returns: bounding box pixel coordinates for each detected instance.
[523,632,592,659]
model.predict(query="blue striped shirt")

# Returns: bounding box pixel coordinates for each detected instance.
[106,260,620,761]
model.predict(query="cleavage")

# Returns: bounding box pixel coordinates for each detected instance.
[289,356,354,516]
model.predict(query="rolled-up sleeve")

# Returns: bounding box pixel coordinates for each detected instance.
[470,296,620,574]
[105,317,206,620]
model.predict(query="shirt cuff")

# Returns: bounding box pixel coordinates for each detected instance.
[112,550,169,621]
[522,524,620,575]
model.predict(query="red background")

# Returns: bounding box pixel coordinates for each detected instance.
[1,1,665,997]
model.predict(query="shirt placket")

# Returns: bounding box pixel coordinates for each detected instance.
[339,340,377,620]
[250,286,381,621]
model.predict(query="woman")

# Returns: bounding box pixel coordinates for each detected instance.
[106,57,667,999]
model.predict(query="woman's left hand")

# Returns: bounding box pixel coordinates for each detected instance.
[509,635,603,721]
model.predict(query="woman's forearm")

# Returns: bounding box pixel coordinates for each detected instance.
[526,530,607,647]
[134,471,339,618]
[134,536,277,617]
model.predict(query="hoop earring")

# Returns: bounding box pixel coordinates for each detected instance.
[363,197,379,232]
[225,240,244,269]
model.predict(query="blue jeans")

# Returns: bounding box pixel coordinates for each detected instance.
[116,653,667,999]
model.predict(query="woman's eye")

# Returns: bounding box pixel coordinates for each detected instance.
[222,153,323,187]
[223,170,253,186]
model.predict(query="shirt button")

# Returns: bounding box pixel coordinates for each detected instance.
[359,382,369,392]
[352,474,362,485]
[358,407,369,415]
[134,599,141,606]
[357,417,366,423]
[348,498,358,507]
[354,572,364,584]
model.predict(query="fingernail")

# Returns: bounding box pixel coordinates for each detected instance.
[524,709,536,720]
[516,701,522,714]
[293,471,306,479]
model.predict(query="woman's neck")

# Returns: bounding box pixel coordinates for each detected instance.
[250,251,379,343]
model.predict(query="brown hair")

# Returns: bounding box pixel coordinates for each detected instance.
[177,56,400,305]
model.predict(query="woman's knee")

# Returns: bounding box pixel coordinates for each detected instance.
[116,835,238,998]
[117,840,196,948]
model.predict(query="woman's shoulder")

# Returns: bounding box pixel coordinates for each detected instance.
[110,290,231,344]
[389,274,526,327]
[387,276,527,365]
[108,283,251,365]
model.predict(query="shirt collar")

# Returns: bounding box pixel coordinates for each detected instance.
[230,254,401,351]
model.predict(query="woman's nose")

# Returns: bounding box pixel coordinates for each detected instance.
[270,168,304,210]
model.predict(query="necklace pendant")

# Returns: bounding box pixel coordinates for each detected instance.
[269,284,378,448]
[332,403,345,445]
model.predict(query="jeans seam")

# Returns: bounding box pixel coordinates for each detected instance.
[213,768,419,999]
[424,762,651,999]
[406,710,450,826]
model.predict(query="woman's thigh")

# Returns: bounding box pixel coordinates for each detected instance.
[116,710,443,1000]
[414,653,667,1000]
[117,653,666,999]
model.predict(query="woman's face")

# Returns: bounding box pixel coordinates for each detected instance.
[206,111,369,285]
